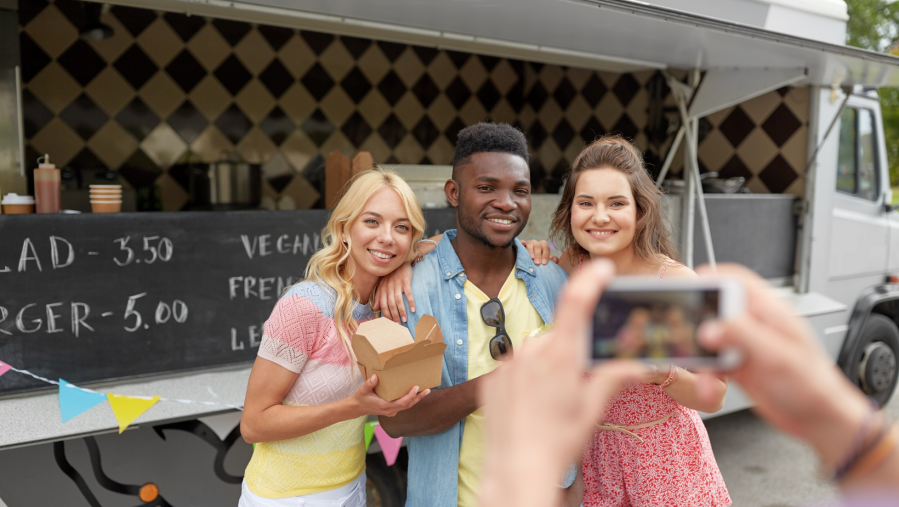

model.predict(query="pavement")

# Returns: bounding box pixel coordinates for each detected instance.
[705,390,899,507]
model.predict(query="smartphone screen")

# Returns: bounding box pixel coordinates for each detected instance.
[592,288,720,361]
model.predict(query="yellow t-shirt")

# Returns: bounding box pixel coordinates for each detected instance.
[457,269,544,507]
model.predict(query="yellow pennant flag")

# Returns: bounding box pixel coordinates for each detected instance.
[107,393,161,433]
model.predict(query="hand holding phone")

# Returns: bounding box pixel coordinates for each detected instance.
[591,277,745,370]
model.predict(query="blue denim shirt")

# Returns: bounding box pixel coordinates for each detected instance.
[399,230,568,507]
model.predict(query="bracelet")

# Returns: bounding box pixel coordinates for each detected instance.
[419,239,438,247]
[658,365,678,388]
[830,399,881,481]
[839,423,899,483]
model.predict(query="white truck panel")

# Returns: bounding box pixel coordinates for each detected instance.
[829,207,890,278]
[890,214,899,272]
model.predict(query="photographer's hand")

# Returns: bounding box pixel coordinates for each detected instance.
[697,264,898,488]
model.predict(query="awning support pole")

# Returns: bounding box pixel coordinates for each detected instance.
[682,126,696,267]
[669,73,716,271]
[655,124,685,187]
[804,87,852,175]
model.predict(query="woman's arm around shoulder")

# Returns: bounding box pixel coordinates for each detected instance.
[375,234,442,323]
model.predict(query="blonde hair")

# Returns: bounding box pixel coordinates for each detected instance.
[303,167,426,361]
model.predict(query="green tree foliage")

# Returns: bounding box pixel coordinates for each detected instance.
[880,87,899,186]
[846,0,899,51]
[845,0,899,186]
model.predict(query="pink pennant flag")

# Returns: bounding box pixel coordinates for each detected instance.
[0,360,11,378]
[373,423,403,466]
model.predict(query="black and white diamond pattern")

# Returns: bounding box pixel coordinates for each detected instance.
[19,0,810,212]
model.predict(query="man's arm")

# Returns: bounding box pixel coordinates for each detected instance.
[379,373,488,437]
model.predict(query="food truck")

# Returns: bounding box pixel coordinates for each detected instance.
[1,0,899,505]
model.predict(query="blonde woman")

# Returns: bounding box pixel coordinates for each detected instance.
[239,168,431,507]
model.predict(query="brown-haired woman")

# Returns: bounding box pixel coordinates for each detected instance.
[549,136,731,507]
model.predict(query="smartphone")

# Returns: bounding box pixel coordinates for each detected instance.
[591,277,745,370]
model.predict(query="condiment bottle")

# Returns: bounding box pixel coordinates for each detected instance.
[34,154,61,214]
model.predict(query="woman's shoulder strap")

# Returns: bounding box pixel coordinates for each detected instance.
[659,259,680,280]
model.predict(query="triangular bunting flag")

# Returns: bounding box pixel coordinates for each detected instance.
[364,421,378,451]
[107,393,160,433]
[0,360,10,378]
[59,379,107,423]
[374,423,403,466]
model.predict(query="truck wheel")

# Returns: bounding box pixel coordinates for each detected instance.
[852,314,899,407]
[365,454,404,507]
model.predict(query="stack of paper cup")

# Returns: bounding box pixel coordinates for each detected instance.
[89,185,122,213]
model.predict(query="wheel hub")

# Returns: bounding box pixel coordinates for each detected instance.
[859,341,898,395]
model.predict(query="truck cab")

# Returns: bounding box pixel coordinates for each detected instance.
[816,87,899,406]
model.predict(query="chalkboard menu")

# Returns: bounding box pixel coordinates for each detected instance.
[0,209,456,397]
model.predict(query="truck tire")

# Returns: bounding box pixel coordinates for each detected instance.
[851,314,899,407]
[365,454,404,507]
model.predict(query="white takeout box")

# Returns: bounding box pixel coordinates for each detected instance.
[351,315,446,401]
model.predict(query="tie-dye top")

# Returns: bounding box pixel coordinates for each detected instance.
[244,281,372,499]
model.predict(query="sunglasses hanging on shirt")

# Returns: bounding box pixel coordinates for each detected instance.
[480,298,514,361]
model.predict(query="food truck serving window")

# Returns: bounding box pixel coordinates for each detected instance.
[837,107,880,202]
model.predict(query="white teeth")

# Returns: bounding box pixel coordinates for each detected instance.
[488,218,513,225]
[589,231,615,236]
[370,250,393,259]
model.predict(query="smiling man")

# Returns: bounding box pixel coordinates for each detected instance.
[378,123,569,507]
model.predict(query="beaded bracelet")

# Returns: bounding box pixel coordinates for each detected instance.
[658,365,678,388]
[839,423,899,483]
[830,399,882,481]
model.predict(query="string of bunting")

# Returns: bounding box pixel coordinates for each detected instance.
[0,361,403,466]
[0,359,405,463]
[0,359,243,434]
[365,420,404,466]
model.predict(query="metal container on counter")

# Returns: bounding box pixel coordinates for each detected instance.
[188,153,261,210]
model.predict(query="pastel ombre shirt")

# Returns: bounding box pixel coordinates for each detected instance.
[244,281,372,499]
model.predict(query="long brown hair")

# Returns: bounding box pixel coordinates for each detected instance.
[549,135,679,265]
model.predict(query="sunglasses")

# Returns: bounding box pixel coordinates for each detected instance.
[480,298,514,361]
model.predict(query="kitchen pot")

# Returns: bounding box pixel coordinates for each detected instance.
[189,153,261,210]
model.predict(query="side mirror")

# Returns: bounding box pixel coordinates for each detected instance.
[885,190,898,212]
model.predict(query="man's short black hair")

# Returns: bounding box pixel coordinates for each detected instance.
[451,122,529,176]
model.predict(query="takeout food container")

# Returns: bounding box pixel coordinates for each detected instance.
[351,315,446,401]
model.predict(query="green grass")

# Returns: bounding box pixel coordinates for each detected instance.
[894,186,899,206]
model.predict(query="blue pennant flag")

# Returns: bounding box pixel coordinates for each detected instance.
[59,379,107,423]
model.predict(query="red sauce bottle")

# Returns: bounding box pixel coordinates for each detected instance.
[34,154,61,214]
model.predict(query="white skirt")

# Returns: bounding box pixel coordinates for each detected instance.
[238,474,366,507]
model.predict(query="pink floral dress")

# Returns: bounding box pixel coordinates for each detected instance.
[581,383,731,506]
[580,256,731,507]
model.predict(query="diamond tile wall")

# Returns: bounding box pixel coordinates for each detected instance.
[18,0,810,211]
[690,86,811,195]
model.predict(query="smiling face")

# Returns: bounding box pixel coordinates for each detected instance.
[345,187,414,282]
[450,152,531,248]
[570,167,638,258]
